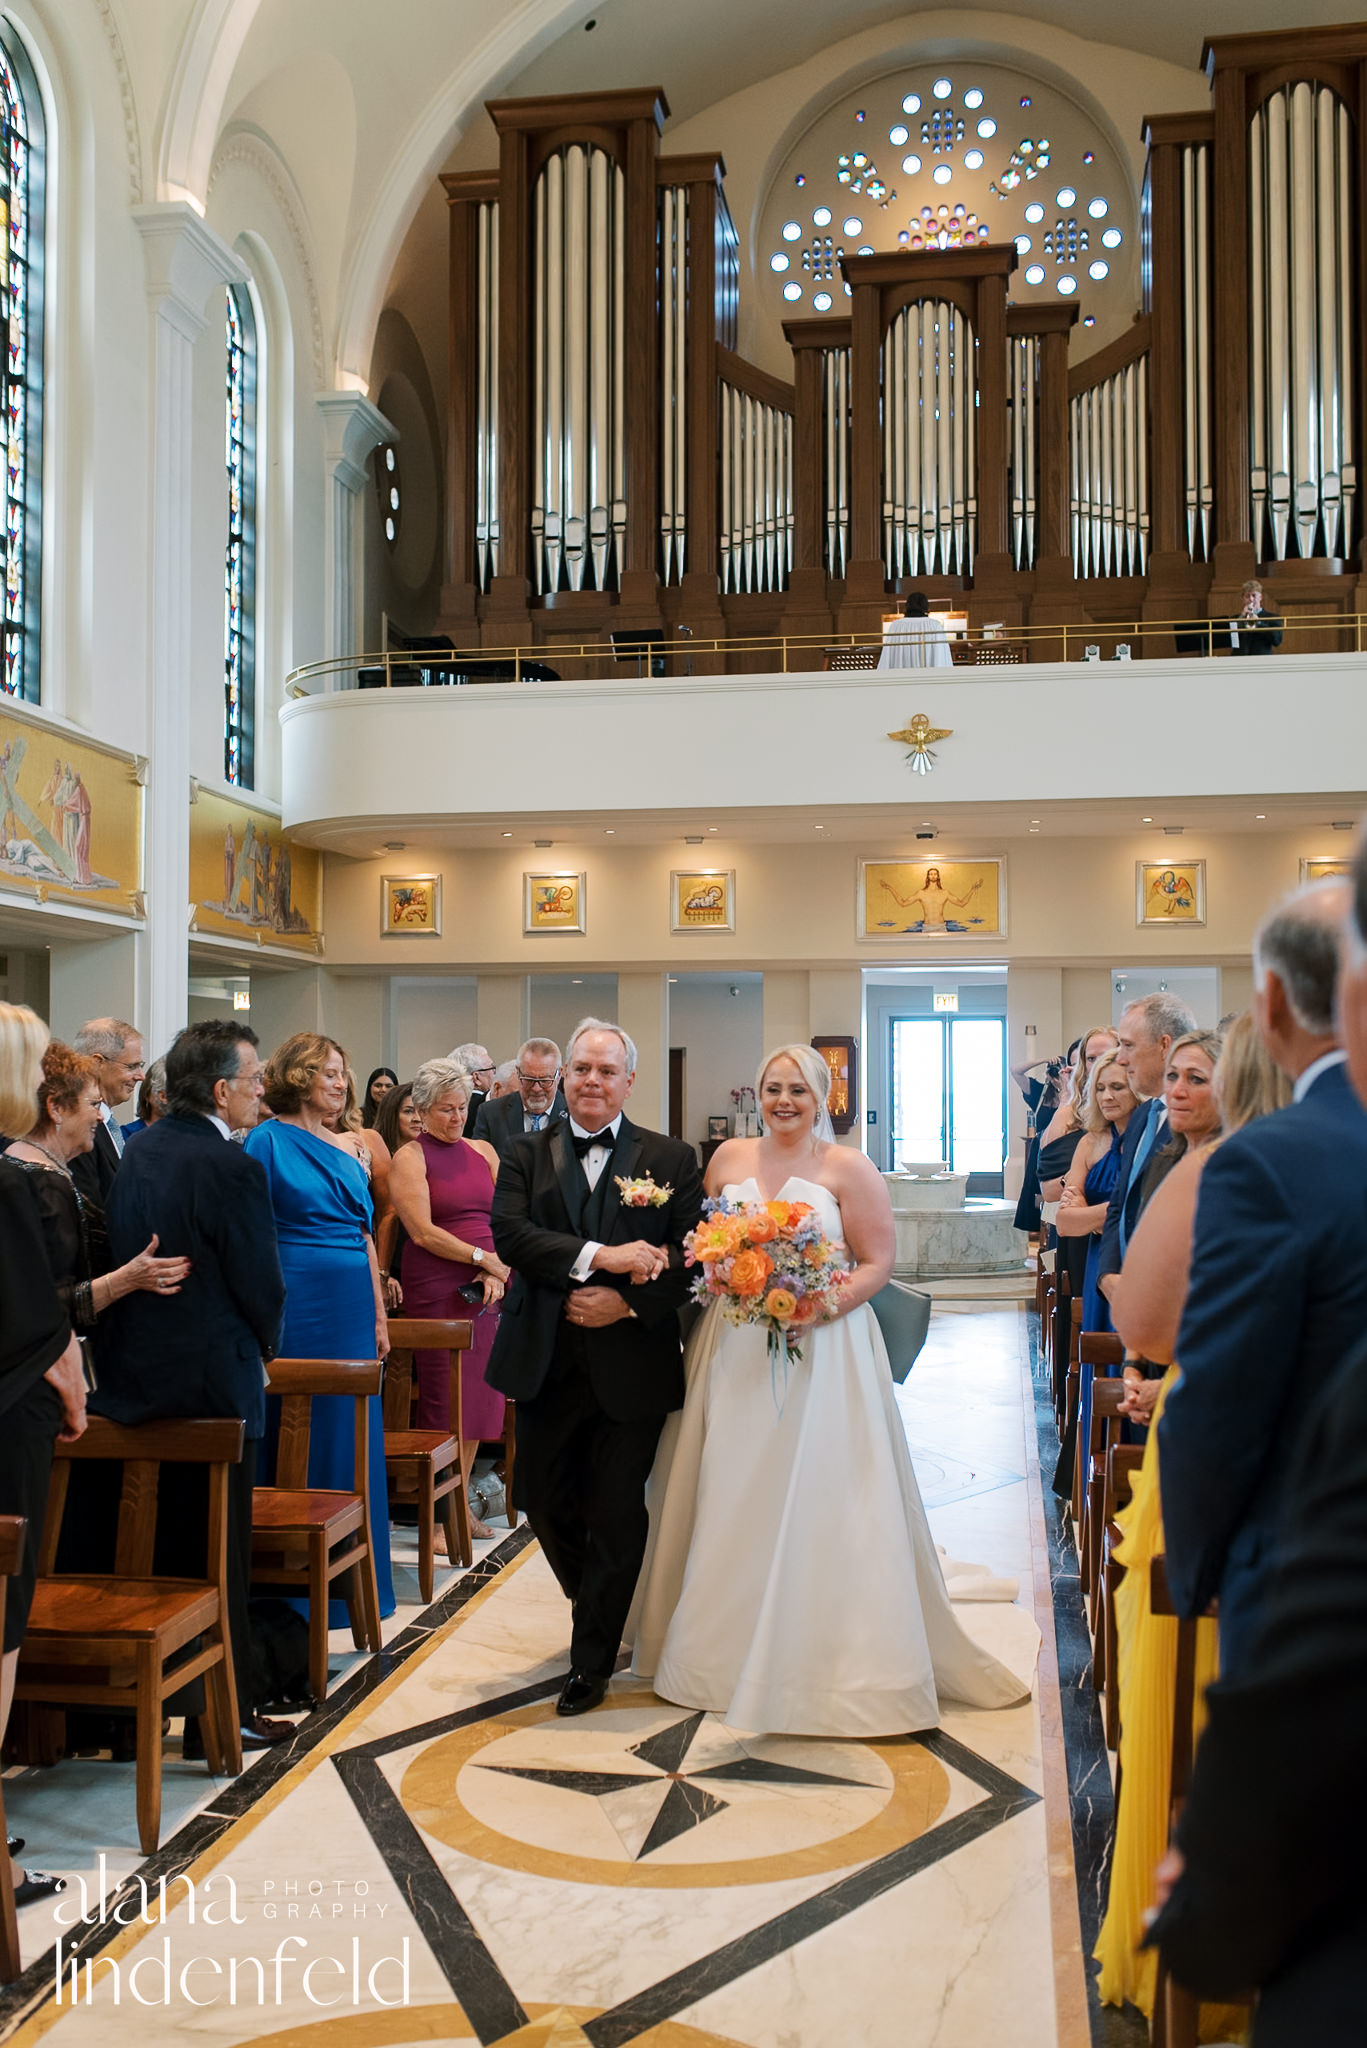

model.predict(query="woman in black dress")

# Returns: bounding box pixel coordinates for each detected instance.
[0,1005,91,1907]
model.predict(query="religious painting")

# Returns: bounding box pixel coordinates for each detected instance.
[670,869,736,934]
[0,705,143,913]
[524,870,586,935]
[858,858,1006,940]
[1300,858,1353,884]
[381,874,442,937]
[1136,859,1206,927]
[189,787,322,953]
[812,1035,858,1136]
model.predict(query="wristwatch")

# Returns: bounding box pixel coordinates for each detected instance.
[471,1247,485,1266]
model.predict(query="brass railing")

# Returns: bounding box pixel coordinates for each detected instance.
[285,610,1367,695]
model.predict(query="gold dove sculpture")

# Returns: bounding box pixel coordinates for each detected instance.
[887,711,953,774]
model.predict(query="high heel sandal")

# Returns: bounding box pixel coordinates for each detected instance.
[14,1870,65,1908]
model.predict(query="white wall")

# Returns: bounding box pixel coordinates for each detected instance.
[667,975,763,1146]
[390,974,477,1078]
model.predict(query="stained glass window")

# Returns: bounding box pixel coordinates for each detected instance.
[224,283,256,787]
[0,32,43,703]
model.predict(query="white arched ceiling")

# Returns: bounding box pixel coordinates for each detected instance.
[158,0,265,203]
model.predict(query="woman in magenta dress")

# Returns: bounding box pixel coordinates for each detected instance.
[389,1058,509,1539]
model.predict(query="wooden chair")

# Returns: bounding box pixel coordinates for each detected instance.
[1060,1298,1083,1477]
[382,1318,472,1600]
[17,1419,244,1855]
[1096,1444,1144,1744]
[251,1359,383,1705]
[1078,1338,1126,1601]
[0,1515,25,1980]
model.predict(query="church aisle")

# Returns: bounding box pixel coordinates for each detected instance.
[0,1308,1087,2048]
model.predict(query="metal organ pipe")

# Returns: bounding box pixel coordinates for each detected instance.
[823,348,850,578]
[1070,353,1148,579]
[475,199,500,589]
[656,186,688,584]
[1181,143,1213,560]
[880,301,974,581]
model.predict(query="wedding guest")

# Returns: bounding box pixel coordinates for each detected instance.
[1093,1015,1285,2030]
[0,1003,87,1908]
[472,1038,567,1159]
[1148,866,1367,2038]
[488,1060,517,1100]
[1051,1048,1137,1496]
[68,1018,145,1207]
[1037,1025,1120,1200]
[373,1080,421,1158]
[1159,878,1367,1677]
[390,1059,508,1541]
[373,1081,421,1306]
[361,1067,397,1128]
[246,1034,395,1619]
[98,1020,292,1747]
[329,1066,394,1290]
[1094,991,1198,1296]
[877,590,953,668]
[449,1042,497,1129]
[122,1057,168,1140]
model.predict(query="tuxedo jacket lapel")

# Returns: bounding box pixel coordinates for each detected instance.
[550,1118,586,1232]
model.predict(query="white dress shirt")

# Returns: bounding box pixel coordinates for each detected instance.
[1293,1047,1347,1103]
[567,1114,622,1283]
[208,1113,232,1141]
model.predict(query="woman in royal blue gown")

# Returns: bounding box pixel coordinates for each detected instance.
[1051,1048,1137,1496]
[246,1033,395,1619]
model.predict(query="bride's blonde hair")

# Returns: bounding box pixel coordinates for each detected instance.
[756,1044,835,1143]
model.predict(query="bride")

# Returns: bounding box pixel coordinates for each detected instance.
[631,1043,1028,1737]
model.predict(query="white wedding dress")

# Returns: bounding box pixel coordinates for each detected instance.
[630,1176,1030,1736]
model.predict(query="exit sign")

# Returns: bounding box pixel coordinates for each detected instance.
[933,991,959,1012]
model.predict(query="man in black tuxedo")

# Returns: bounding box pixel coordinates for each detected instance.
[1159,878,1367,1676]
[449,1041,497,1132]
[472,1036,568,1159]
[99,1019,290,1746]
[1149,855,1367,2041]
[488,1019,704,1715]
[1094,989,1198,1293]
[69,1017,145,1206]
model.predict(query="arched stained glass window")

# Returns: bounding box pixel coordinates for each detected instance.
[0,32,44,703]
[224,282,256,787]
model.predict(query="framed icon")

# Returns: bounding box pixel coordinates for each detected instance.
[671,869,736,933]
[524,870,587,935]
[1136,859,1206,927]
[812,1035,858,1136]
[706,1115,730,1141]
[381,873,441,936]
[1300,858,1353,884]
[858,858,1006,939]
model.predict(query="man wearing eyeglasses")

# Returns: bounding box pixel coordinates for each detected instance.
[473,1038,567,1159]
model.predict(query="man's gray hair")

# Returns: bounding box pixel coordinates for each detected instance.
[74,1017,138,1060]
[565,1016,638,1076]
[449,1041,492,1071]
[517,1037,562,1065]
[1121,990,1198,1045]
[493,1059,517,1085]
[1253,880,1348,1035]
[412,1058,473,1113]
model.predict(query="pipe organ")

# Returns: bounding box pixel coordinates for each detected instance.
[432,26,1367,661]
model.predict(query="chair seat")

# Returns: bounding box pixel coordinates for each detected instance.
[24,1575,220,1643]
[384,1430,458,1461]
[252,1487,364,1535]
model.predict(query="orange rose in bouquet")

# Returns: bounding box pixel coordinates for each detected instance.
[684,1196,851,1362]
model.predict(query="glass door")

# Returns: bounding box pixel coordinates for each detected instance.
[890,1014,1006,1193]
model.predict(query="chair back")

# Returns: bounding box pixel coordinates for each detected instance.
[0,1517,25,1583]
[382,1319,472,1430]
[39,1417,245,1579]
[267,1359,383,1493]
[1079,1331,1124,1370]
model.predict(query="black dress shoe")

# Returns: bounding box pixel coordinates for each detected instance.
[14,1870,64,1908]
[6,1836,22,1855]
[555,1670,608,1717]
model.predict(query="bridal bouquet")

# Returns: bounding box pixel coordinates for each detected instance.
[684,1195,851,1361]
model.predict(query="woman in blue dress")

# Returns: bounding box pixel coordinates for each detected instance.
[1051,1048,1137,1497]
[246,1033,395,1620]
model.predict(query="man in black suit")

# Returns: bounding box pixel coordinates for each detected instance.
[472,1036,567,1159]
[99,1019,290,1745]
[449,1041,497,1132]
[1094,989,1198,1294]
[68,1017,144,1207]
[1149,855,1367,2041]
[1159,878,1367,1676]
[1231,577,1283,655]
[487,1019,704,1715]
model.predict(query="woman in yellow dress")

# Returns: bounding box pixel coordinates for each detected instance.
[1094,1014,1290,2032]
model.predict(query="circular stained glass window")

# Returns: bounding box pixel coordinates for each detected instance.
[1024,264,1045,284]
[385,517,395,541]
[1088,260,1109,279]
[933,165,952,185]
[782,221,801,241]
[1057,274,1077,294]
[933,77,952,99]
[1101,227,1122,248]
[1088,197,1108,218]
[977,117,997,138]
[813,205,832,226]
[813,292,833,311]
[890,125,909,145]
[1015,234,1031,253]
[964,88,984,108]
[964,149,984,169]
[783,281,802,301]
[902,154,922,175]
[1056,186,1077,207]
[1024,202,1044,223]
[843,216,862,235]
[770,253,789,271]
[903,93,921,113]
[858,245,873,255]
[385,448,396,472]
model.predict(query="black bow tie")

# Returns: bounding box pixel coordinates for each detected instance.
[572,1128,615,1157]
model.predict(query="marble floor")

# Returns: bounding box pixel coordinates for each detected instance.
[0,1308,1092,2048]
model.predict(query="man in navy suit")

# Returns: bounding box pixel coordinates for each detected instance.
[471,1037,568,1159]
[1149,857,1367,2040]
[1159,878,1367,1677]
[1094,989,1198,1294]
[100,1020,289,1745]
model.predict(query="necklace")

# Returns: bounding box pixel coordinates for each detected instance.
[18,1140,74,1181]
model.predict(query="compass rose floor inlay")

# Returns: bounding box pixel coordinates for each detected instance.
[0,1305,1085,2048]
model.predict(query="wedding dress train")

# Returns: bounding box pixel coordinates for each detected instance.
[631,1177,1032,1736]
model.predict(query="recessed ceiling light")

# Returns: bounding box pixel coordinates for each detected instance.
[571,978,582,984]
[814,824,825,831]
[668,976,678,983]
[604,828,615,834]
[1029,827,1040,833]
[1141,816,1153,823]
[1255,813,1266,820]
[1029,819,1040,825]
[501,830,513,837]
[708,826,719,833]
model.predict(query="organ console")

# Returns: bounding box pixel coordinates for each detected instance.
[432,25,1367,665]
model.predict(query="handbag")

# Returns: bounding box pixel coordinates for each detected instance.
[869,1279,932,1384]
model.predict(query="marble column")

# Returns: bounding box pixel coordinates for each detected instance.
[133,202,248,1058]
[616,971,670,1131]
[317,392,395,665]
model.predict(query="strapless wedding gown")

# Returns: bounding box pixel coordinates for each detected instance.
[630,1176,1030,1736]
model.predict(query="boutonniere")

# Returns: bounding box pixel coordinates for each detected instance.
[615,1174,672,1209]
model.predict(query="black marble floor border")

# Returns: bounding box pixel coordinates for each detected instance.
[0,1523,538,2040]
[329,1675,1039,2048]
[1025,1312,1147,2048]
